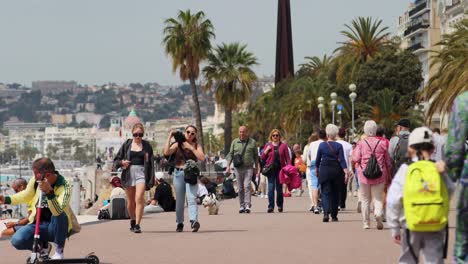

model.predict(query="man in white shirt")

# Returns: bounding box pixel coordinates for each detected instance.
[430,128,446,162]
[336,128,352,210]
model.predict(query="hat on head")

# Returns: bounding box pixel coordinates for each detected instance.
[397,119,411,128]
[409,127,433,146]
[155,172,164,180]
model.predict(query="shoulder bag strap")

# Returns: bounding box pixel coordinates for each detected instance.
[178,143,188,162]
[325,141,340,162]
[240,138,250,159]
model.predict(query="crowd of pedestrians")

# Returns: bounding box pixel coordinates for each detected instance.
[0,92,466,263]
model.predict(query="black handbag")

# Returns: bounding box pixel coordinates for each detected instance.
[179,145,200,185]
[262,143,280,177]
[261,164,274,176]
[232,138,249,168]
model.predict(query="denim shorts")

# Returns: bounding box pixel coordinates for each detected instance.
[127,165,145,187]
[309,163,319,190]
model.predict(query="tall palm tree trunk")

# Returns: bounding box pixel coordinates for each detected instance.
[189,74,205,152]
[224,106,232,155]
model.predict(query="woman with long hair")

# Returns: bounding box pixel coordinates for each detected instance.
[315,124,349,222]
[260,129,291,213]
[114,123,155,233]
[163,125,205,232]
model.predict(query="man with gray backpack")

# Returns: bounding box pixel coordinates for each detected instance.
[389,119,411,177]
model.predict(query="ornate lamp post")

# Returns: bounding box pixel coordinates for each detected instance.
[330,92,337,125]
[349,84,357,134]
[317,96,324,128]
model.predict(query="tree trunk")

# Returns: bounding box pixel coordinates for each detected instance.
[224,107,232,156]
[189,75,205,152]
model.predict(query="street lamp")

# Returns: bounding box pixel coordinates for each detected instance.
[299,109,303,146]
[317,96,324,128]
[337,104,343,127]
[330,92,337,125]
[349,84,357,134]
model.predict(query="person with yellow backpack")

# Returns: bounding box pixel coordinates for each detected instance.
[386,127,454,264]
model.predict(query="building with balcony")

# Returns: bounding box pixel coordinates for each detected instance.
[440,0,467,35]
[400,0,442,86]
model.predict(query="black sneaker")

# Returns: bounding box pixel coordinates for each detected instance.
[191,221,200,232]
[332,217,339,222]
[239,208,245,214]
[134,224,141,233]
[245,208,251,214]
[323,215,330,222]
[278,208,283,213]
[309,206,314,212]
[176,223,184,232]
[267,208,274,213]
[130,220,136,232]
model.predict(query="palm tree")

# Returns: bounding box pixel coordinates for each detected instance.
[298,55,332,77]
[203,42,258,154]
[334,17,390,84]
[421,18,468,121]
[361,88,423,132]
[163,10,215,151]
[338,17,390,62]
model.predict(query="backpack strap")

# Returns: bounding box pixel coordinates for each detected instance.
[364,139,381,154]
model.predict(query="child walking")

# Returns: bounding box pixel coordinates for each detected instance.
[386,127,454,264]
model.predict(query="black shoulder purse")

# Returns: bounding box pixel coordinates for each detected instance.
[233,138,249,168]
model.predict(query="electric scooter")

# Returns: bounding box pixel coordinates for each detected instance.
[26,178,99,264]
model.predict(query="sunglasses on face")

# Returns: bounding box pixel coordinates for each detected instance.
[133,133,144,138]
[186,131,196,136]
[272,134,280,138]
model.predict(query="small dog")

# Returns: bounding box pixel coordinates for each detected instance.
[202,193,219,215]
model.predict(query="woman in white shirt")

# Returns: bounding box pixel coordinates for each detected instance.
[308,130,326,214]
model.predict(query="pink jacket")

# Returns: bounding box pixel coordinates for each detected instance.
[279,165,302,191]
[352,136,391,185]
[260,142,291,169]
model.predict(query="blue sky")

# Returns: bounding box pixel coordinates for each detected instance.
[0,0,411,86]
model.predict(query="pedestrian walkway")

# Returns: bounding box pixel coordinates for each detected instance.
[0,195,456,264]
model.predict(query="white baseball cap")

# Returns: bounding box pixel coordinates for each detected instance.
[155,172,164,180]
[408,127,433,146]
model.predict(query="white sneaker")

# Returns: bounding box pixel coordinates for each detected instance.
[353,191,358,197]
[363,223,370,229]
[51,252,64,260]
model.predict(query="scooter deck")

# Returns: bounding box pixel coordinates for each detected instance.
[28,254,99,264]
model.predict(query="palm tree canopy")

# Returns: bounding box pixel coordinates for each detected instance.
[422,18,468,121]
[163,10,215,81]
[338,17,390,62]
[203,42,258,109]
[298,55,332,77]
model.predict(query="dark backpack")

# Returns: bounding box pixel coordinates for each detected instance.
[393,134,409,174]
[362,140,382,179]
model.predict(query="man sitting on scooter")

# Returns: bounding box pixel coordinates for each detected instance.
[0,157,72,260]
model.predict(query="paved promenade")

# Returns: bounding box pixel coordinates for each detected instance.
[0,194,456,264]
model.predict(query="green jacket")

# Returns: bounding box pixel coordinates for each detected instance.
[6,173,73,232]
[227,137,259,168]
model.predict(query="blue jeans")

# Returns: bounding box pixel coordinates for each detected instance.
[354,170,359,190]
[267,170,283,209]
[11,212,68,250]
[173,169,198,224]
